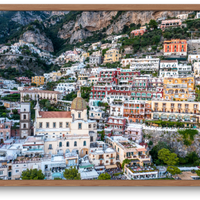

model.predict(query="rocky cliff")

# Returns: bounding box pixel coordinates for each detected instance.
[143,128,200,157]
[20,29,54,52]
[58,11,191,44]
[0,54,43,75]
[11,11,69,26]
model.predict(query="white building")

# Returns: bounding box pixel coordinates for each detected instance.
[194,62,200,77]
[159,60,192,77]
[79,158,99,180]
[54,82,76,95]
[91,67,103,75]
[188,54,200,63]
[196,12,200,19]
[89,141,117,172]
[176,13,188,20]
[122,56,160,72]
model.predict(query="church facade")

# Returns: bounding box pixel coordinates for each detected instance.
[34,91,97,157]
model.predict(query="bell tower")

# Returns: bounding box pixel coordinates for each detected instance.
[20,102,31,139]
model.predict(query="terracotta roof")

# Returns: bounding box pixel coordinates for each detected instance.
[39,111,72,118]
[21,90,61,94]
[136,148,147,152]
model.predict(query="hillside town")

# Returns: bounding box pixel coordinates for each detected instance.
[1,11,200,181]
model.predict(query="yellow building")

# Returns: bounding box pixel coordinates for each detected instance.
[103,49,121,63]
[78,73,89,85]
[82,52,89,59]
[31,76,45,86]
[51,71,62,82]
[151,100,200,127]
[106,136,151,166]
[163,77,195,101]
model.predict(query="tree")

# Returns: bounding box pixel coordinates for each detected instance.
[63,167,81,180]
[12,87,18,90]
[31,83,37,86]
[98,173,111,180]
[149,19,158,29]
[195,170,200,177]
[21,169,45,180]
[12,109,18,115]
[149,141,170,164]
[163,32,171,39]
[158,148,179,166]
[148,141,153,147]
[167,166,181,176]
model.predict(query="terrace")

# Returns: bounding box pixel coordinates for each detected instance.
[124,164,158,180]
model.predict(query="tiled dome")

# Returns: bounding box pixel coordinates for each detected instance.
[71,91,87,110]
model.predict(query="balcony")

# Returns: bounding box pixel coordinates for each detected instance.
[109,157,115,159]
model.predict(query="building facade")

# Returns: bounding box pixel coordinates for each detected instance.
[163,77,195,101]
[163,39,187,56]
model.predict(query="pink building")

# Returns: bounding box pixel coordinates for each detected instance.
[131,28,146,36]
[0,122,12,142]
[16,77,31,85]
[125,124,143,143]
[105,117,127,136]
[160,19,182,30]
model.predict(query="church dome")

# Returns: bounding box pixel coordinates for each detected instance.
[71,91,87,110]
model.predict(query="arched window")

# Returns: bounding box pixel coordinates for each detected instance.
[23,124,26,128]
[74,141,77,147]
[23,115,26,120]
[66,142,69,147]
[59,142,62,147]
[83,141,86,146]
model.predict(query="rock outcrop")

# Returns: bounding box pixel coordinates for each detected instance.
[58,11,191,44]
[143,128,200,157]
[20,29,54,52]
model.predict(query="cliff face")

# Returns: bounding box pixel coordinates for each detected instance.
[11,11,69,26]
[58,11,191,44]
[58,11,117,43]
[20,29,54,52]
[0,54,44,75]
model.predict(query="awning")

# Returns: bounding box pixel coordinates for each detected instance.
[143,161,151,163]
[105,164,117,169]
[95,166,105,169]
[79,164,94,169]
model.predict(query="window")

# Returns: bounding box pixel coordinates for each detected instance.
[23,124,26,128]
[93,124,96,129]
[74,141,77,146]
[78,112,81,118]
[46,122,49,128]
[59,122,63,128]
[83,141,86,146]
[89,124,91,128]
[0,171,3,175]
[90,136,93,142]
[66,142,69,147]
[53,122,56,128]
[66,122,69,128]
[39,122,42,128]
[16,170,19,173]
[78,123,82,129]
[59,142,62,147]
[49,144,52,149]
[23,115,26,120]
